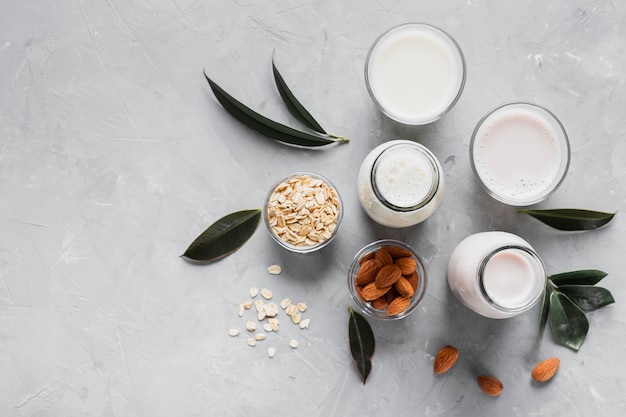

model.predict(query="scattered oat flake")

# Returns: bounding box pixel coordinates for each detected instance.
[263,323,273,332]
[267,265,282,275]
[247,338,257,347]
[255,333,266,341]
[238,304,244,317]
[257,310,266,321]
[260,288,273,300]
[267,347,276,358]
[297,302,308,312]
[243,300,253,309]
[289,339,299,349]
[246,321,256,332]
[291,313,301,324]
[228,329,240,337]
[250,287,259,298]
[299,318,310,329]
[254,299,264,312]
[280,298,292,309]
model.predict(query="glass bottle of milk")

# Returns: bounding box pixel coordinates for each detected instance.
[447,231,546,319]
[357,140,444,227]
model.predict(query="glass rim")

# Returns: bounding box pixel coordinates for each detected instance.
[469,101,571,206]
[476,244,546,313]
[364,22,467,125]
[263,171,343,254]
[371,142,441,212]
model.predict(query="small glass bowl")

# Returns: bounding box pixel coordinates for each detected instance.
[263,172,343,254]
[348,239,427,320]
[470,102,570,206]
[365,22,466,125]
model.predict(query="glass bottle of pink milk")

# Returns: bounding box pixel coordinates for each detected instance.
[447,231,546,319]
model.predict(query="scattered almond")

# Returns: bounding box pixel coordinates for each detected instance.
[433,345,459,374]
[477,375,503,396]
[532,358,560,382]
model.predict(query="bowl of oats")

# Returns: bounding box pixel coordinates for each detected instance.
[264,172,343,254]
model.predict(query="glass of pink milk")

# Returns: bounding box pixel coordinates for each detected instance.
[365,22,466,125]
[447,231,546,319]
[470,102,570,206]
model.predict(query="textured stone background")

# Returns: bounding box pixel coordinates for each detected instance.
[1,0,624,415]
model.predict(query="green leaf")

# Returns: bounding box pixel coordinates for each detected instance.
[272,55,326,134]
[518,208,615,231]
[203,71,348,147]
[549,291,589,351]
[557,285,615,311]
[181,209,261,262]
[549,269,608,286]
[348,306,375,384]
[538,285,551,342]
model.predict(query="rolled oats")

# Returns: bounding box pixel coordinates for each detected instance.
[267,174,340,248]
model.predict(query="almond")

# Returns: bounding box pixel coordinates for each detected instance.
[382,245,413,258]
[371,296,389,310]
[394,256,417,275]
[355,258,382,285]
[406,271,419,292]
[375,264,402,288]
[386,295,411,315]
[375,248,393,265]
[531,357,560,382]
[355,285,366,302]
[477,375,503,397]
[385,287,399,304]
[359,251,375,265]
[361,281,391,301]
[394,276,415,297]
[433,345,459,374]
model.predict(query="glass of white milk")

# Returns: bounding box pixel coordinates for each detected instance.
[447,231,546,319]
[357,140,444,227]
[365,22,466,125]
[470,102,570,206]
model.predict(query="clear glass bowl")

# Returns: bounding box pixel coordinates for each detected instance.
[470,102,570,206]
[365,22,466,125]
[263,172,343,254]
[348,239,427,320]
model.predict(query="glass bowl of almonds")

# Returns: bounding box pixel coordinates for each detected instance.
[264,172,343,254]
[348,239,427,320]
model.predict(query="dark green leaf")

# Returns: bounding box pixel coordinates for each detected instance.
[549,291,589,351]
[272,55,326,134]
[181,209,261,262]
[348,306,375,384]
[549,269,608,286]
[518,208,615,231]
[204,71,348,147]
[538,286,551,342]
[557,285,615,311]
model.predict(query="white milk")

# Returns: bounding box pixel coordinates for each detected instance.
[471,102,570,206]
[358,140,444,228]
[447,231,546,319]
[365,23,465,124]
